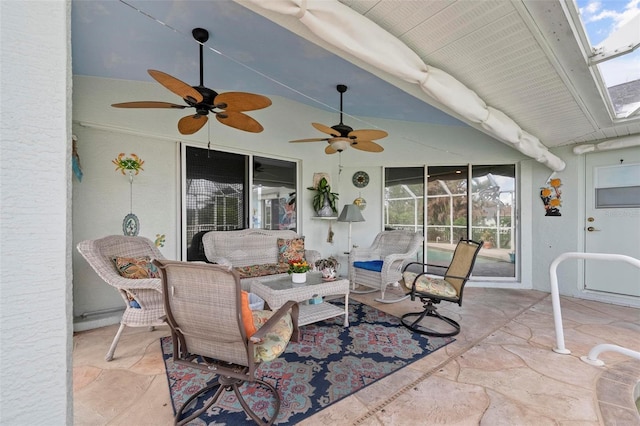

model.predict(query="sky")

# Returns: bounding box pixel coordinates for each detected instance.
[575,0,640,86]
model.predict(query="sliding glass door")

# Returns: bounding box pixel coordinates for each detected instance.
[385,164,516,279]
[181,145,298,261]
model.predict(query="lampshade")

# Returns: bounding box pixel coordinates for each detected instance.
[329,138,350,152]
[337,204,365,223]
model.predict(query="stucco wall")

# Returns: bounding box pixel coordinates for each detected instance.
[0,1,72,424]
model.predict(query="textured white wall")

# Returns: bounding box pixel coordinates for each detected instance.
[0,1,72,424]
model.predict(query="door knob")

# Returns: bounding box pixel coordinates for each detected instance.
[587,226,600,232]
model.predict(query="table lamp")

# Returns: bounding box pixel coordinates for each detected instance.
[337,204,365,252]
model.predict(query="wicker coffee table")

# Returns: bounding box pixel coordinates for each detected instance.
[249,272,349,326]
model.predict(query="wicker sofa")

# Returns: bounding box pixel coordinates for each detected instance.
[202,229,321,290]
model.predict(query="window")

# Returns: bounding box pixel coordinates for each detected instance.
[385,164,516,280]
[181,145,297,261]
[570,1,640,120]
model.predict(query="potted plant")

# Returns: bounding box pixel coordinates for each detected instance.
[315,257,340,280]
[287,258,310,283]
[481,229,495,249]
[307,177,339,217]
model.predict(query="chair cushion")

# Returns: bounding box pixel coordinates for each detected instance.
[251,310,294,363]
[353,260,383,272]
[241,291,257,337]
[277,238,305,264]
[402,271,458,298]
[234,263,289,279]
[113,256,160,279]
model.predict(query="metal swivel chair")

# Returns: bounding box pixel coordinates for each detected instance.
[154,259,299,425]
[400,239,482,337]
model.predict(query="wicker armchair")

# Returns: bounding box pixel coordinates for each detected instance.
[349,230,423,303]
[76,235,166,361]
[154,260,299,425]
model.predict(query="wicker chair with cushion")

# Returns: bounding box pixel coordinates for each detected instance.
[349,230,423,303]
[400,238,482,337]
[76,235,166,361]
[153,259,299,426]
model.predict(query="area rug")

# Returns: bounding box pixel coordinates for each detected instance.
[161,300,453,424]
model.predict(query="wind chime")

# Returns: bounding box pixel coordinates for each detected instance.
[112,153,145,236]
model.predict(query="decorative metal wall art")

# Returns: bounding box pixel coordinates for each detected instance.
[540,178,562,216]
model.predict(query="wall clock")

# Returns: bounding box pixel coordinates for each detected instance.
[352,171,369,188]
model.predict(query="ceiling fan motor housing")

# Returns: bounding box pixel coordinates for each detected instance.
[331,123,354,138]
[188,86,221,115]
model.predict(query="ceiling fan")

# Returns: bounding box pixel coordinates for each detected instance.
[111,28,272,135]
[290,84,388,154]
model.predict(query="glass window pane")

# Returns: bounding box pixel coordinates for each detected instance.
[427,166,467,247]
[252,156,297,231]
[470,165,516,278]
[384,167,424,234]
[384,167,424,264]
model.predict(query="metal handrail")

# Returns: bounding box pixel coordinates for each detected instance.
[549,252,640,365]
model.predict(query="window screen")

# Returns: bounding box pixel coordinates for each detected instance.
[185,147,247,260]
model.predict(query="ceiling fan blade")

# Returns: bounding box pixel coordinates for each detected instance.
[214,92,272,111]
[312,122,341,137]
[289,138,329,143]
[351,140,384,153]
[216,111,264,133]
[178,114,208,135]
[148,69,203,104]
[325,145,338,155]
[349,129,388,141]
[111,101,187,109]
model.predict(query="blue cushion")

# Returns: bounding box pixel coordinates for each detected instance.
[353,260,383,272]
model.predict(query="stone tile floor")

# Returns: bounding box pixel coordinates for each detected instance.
[73,287,640,425]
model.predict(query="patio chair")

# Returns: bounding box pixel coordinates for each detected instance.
[400,238,482,337]
[153,259,299,426]
[76,235,166,361]
[349,230,423,303]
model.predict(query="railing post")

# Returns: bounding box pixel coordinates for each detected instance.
[549,253,571,354]
[549,252,640,362]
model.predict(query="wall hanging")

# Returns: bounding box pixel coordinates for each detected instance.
[155,234,166,248]
[113,153,145,235]
[540,178,562,216]
[72,135,83,182]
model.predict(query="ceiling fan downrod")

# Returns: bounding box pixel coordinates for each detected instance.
[192,28,209,87]
[337,84,347,125]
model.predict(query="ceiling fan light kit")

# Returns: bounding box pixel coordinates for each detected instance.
[329,138,350,152]
[111,28,271,135]
[290,84,388,154]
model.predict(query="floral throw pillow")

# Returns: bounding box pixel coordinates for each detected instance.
[277,238,305,264]
[113,256,160,279]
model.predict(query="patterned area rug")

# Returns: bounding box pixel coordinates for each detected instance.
[161,301,453,424]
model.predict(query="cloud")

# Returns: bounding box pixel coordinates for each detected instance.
[581,0,640,28]
[598,53,640,86]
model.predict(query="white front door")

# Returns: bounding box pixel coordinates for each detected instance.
[584,147,640,297]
